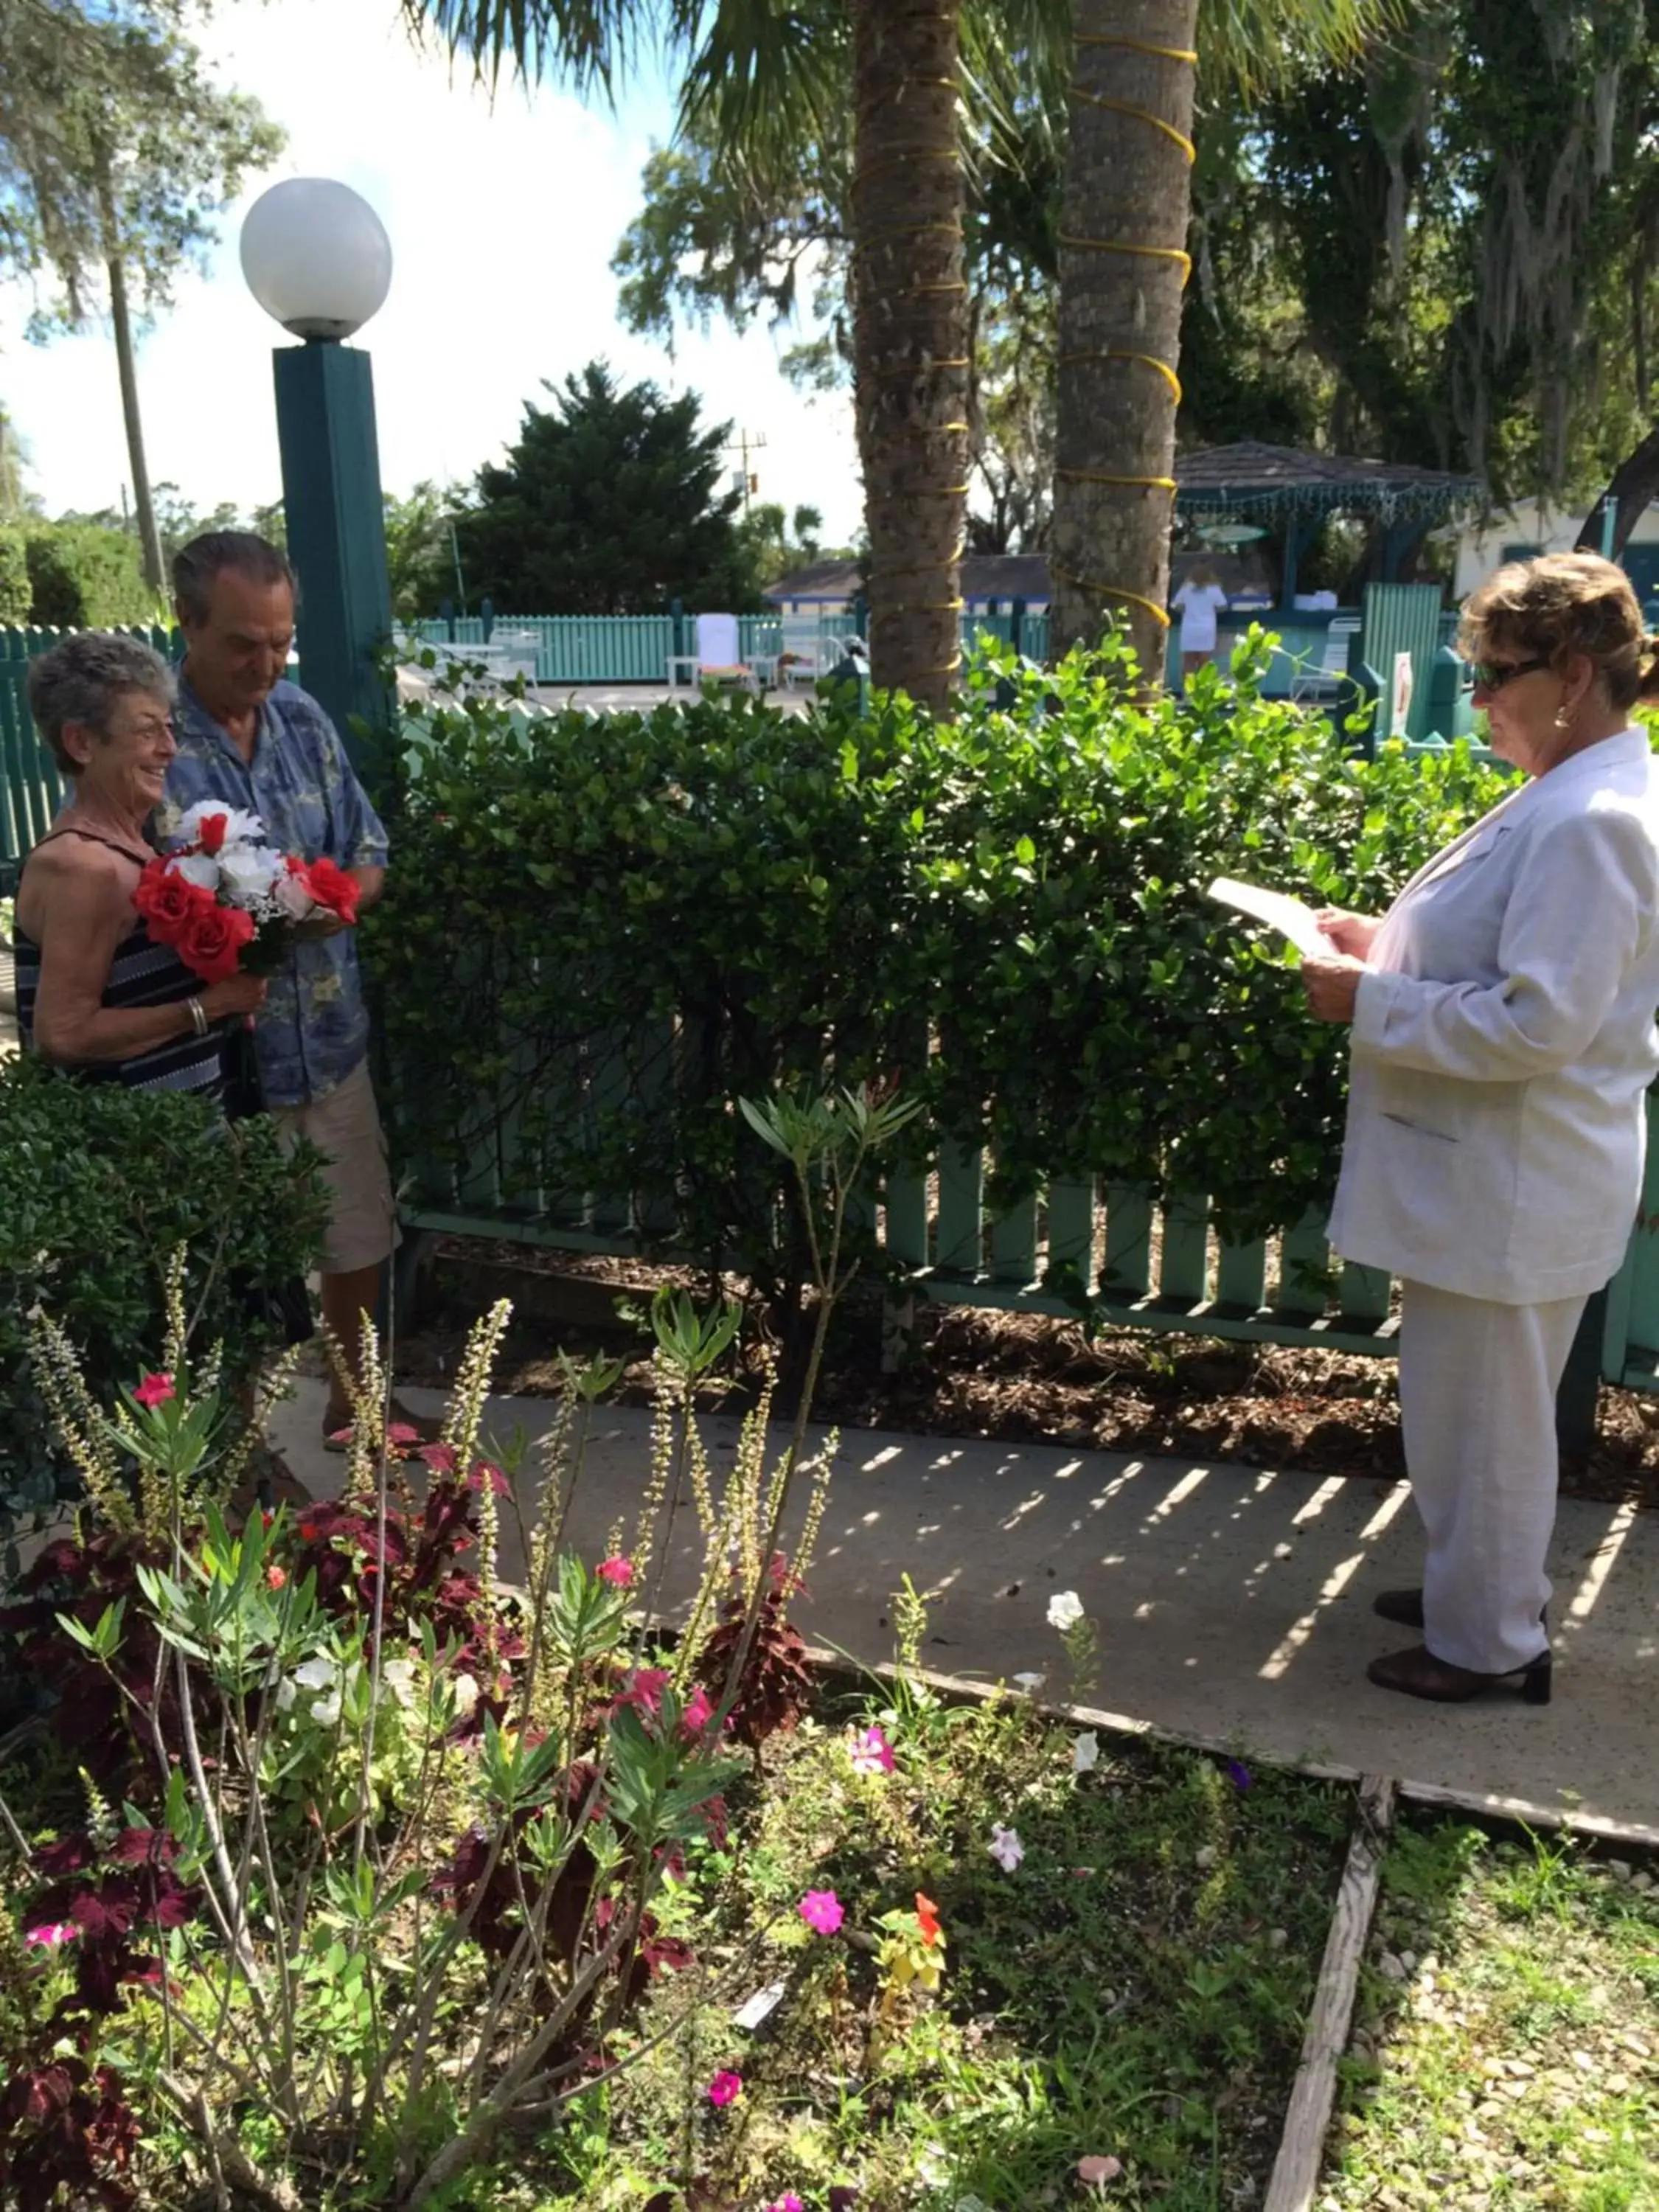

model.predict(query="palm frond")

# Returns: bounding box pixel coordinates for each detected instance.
[397,0,703,97]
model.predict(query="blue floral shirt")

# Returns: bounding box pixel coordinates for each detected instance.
[162,675,389,1108]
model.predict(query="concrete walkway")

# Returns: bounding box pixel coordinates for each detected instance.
[269,1377,1659,1834]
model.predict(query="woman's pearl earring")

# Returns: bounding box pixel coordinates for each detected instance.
[1554,706,1573,730]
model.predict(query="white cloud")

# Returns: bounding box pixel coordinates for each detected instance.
[0,0,862,547]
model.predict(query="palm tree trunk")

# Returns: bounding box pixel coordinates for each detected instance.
[97,161,166,599]
[1051,0,1200,678]
[850,0,970,714]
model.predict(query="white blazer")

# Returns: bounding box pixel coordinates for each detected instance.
[1327,728,1659,1304]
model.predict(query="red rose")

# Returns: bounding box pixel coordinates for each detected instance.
[175,902,256,984]
[133,859,214,947]
[299,855,361,925]
[196,812,229,857]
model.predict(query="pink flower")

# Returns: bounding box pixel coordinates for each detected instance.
[766,2197,805,2212]
[706,2068,742,2107]
[597,1555,635,1587]
[681,1685,715,1734]
[799,1888,844,1935]
[133,1371,175,1410]
[265,1566,287,1591]
[24,1924,74,1947]
[848,1723,894,1775]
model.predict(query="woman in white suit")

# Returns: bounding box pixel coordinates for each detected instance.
[1303,552,1659,1705]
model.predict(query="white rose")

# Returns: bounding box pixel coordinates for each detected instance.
[217,846,282,905]
[1047,1590,1085,1632]
[170,853,220,891]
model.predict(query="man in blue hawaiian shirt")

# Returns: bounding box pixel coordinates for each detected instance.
[163,530,423,1447]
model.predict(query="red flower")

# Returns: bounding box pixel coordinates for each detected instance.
[265,1565,286,1591]
[175,902,256,984]
[915,1892,942,1947]
[132,858,213,946]
[133,1373,174,1410]
[597,1554,634,1587]
[298,855,361,924]
[195,810,229,857]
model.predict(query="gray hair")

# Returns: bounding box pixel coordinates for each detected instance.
[27,631,175,778]
[173,530,298,625]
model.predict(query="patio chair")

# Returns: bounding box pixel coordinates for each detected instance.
[1289,616,1360,703]
[778,611,827,690]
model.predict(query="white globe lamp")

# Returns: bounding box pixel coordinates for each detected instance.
[240,178,393,341]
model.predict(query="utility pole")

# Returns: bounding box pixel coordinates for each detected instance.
[725,428,768,512]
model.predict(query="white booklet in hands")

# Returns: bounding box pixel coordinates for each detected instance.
[1206,877,1335,960]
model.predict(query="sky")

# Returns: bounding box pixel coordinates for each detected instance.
[0,0,863,544]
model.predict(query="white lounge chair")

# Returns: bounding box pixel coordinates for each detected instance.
[667,613,760,693]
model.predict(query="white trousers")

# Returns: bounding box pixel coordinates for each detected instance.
[1397,1280,1587,1674]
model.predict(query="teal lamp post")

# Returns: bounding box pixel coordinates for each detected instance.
[240,178,394,757]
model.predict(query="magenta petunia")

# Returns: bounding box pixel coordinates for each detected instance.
[848,1723,894,1775]
[597,1555,635,1587]
[798,1888,844,1935]
[706,2068,742,2107]
[133,1371,175,1410]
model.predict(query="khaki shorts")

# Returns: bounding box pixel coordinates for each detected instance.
[272,1057,400,1276]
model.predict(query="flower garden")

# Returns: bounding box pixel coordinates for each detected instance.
[2,653,1657,2210]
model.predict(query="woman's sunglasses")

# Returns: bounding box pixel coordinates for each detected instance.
[1470,656,1549,695]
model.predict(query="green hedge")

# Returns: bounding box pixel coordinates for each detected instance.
[0,1058,330,1572]
[366,636,1509,1297]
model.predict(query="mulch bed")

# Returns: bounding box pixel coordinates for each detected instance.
[375,1237,1659,1512]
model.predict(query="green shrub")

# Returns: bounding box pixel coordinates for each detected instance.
[0,1056,330,1573]
[366,634,1509,1308]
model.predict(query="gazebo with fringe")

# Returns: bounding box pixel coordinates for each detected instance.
[1175,442,1483,607]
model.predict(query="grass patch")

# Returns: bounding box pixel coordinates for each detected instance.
[1324,1816,1659,2211]
[492,1676,1353,2211]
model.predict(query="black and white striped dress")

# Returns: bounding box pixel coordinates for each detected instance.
[13,828,228,1097]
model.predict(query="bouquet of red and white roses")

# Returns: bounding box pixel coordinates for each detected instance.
[134,800,361,984]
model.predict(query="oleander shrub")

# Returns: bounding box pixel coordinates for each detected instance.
[366,633,1509,1305]
[0,1056,330,1573]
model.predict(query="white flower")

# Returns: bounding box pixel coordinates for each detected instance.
[293,1656,337,1692]
[1072,1730,1100,1775]
[988,1823,1025,1872]
[170,852,220,891]
[310,1693,343,1728]
[382,1658,417,1705]
[1047,1590,1085,1632]
[217,846,282,905]
[1012,1671,1046,1694]
[176,799,265,850]
[449,1672,480,1719]
[274,1676,296,1714]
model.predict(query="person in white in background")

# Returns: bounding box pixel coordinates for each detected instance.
[1172,562,1229,685]
[1301,552,1659,1706]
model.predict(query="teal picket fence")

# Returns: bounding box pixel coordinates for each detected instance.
[392,1014,1659,1407]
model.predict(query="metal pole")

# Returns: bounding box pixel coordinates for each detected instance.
[271,339,393,763]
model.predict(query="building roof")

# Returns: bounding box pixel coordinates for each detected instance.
[766,553,1052,604]
[1175,441,1482,522]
